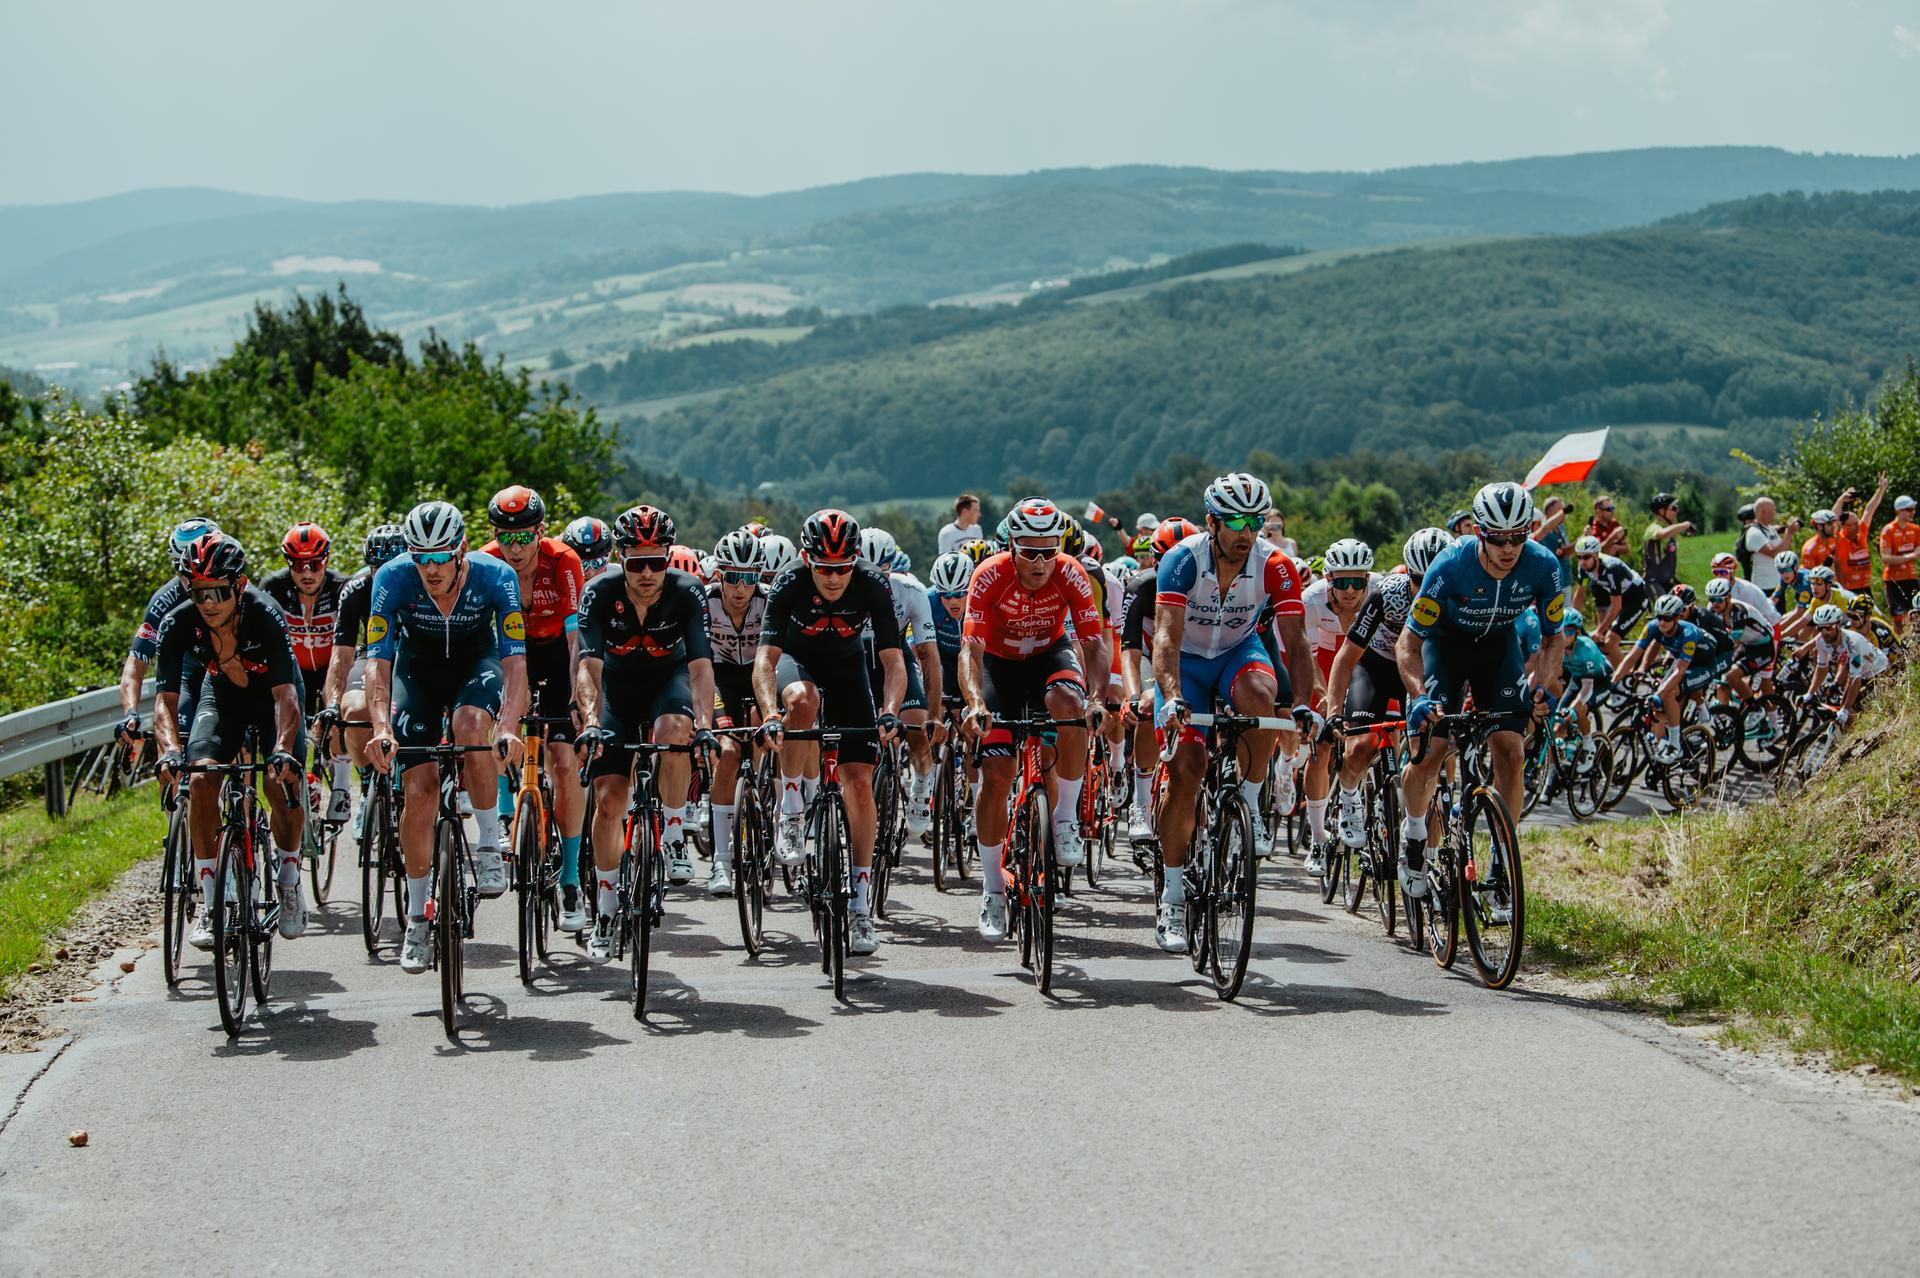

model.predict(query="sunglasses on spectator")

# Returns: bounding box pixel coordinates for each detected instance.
[494,529,538,546]
[623,554,668,573]
[720,570,758,586]
[1215,513,1263,531]
[412,550,458,566]
[1482,532,1528,548]
[190,585,236,605]
[812,560,856,576]
[1595,504,1614,512]
[288,557,327,572]
[1330,576,1368,591]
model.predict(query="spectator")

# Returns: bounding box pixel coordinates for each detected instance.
[1534,495,1573,589]
[1733,503,1757,578]
[1585,495,1629,557]
[1135,512,1161,534]
[1640,492,1694,594]
[1880,493,1919,635]
[1744,496,1800,593]
[936,494,981,556]
[1262,511,1298,556]
[1832,471,1888,595]
[1800,508,1839,570]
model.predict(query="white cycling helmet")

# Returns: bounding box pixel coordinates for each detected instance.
[1574,534,1603,556]
[1112,554,1139,574]
[1774,549,1799,573]
[1808,564,1837,583]
[894,550,911,574]
[1401,527,1455,576]
[1652,593,1684,619]
[1202,472,1271,519]
[760,533,799,577]
[401,500,466,553]
[1004,497,1067,541]
[1811,508,1838,527]
[713,528,765,571]
[1811,603,1845,626]
[1705,577,1733,602]
[1324,538,1374,573]
[1471,481,1535,534]
[859,527,899,570]
[1710,551,1737,572]
[929,551,973,594]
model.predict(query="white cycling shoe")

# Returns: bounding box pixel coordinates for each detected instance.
[189,912,216,952]
[849,913,879,956]
[1398,845,1430,900]
[558,886,589,932]
[472,845,508,897]
[978,892,1008,941]
[1155,903,1189,953]
[1127,810,1155,844]
[1052,819,1085,867]
[665,842,695,885]
[776,815,805,866]
[276,878,307,939]
[400,920,431,973]
[1337,796,1367,850]
[586,916,615,964]
[1248,809,1275,860]
[707,862,735,897]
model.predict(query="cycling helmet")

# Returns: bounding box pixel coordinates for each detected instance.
[1324,538,1374,574]
[1202,472,1271,519]
[1848,593,1875,614]
[612,505,675,550]
[1774,549,1799,573]
[1081,538,1104,563]
[1811,603,1845,627]
[1563,610,1587,632]
[894,551,912,573]
[1306,555,1326,578]
[167,517,221,572]
[713,528,765,572]
[1705,577,1733,602]
[1151,517,1199,558]
[1129,533,1154,559]
[363,523,406,568]
[1112,555,1139,574]
[668,546,704,578]
[741,520,771,539]
[1059,518,1087,559]
[801,509,861,563]
[487,485,545,531]
[929,552,973,594]
[1003,497,1067,542]
[1808,565,1837,584]
[959,538,995,566]
[1671,583,1696,606]
[1574,535,1603,556]
[859,527,899,570]
[1652,593,1684,619]
[280,522,330,562]
[1811,508,1837,527]
[1447,509,1474,534]
[699,554,717,579]
[1471,480,1535,534]
[182,532,245,581]
[1401,527,1455,576]
[401,500,465,553]
[760,534,799,577]
[1710,551,1738,572]
[561,516,611,564]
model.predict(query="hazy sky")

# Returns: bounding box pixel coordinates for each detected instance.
[6,0,1919,206]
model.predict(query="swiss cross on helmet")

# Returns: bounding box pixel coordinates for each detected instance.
[1003,498,1066,542]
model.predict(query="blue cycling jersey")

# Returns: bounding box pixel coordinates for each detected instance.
[1634,618,1724,665]
[365,552,526,665]
[1516,608,1542,660]
[1562,633,1611,680]
[1407,537,1565,642]
[925,587,963,654]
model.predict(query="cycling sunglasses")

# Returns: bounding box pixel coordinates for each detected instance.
[412,550,459,566]
[287,557,327,572]
[1215,513,1263,531]
[938,590,967,601]
[623,554,668,573]
[1012,545,1055,562]
[1330,576,1368,591]
[493,529,538,546]
[812,560,856,576]
[190,584,236,605]
[1482,532,1528,548]
[720,570,759,586]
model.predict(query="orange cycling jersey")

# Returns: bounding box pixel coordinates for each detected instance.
[480,536,585,644]
[963,552,1104,659]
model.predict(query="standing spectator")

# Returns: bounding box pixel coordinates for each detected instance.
[1832,472,1888,596]
[1262,510,1298,556]
[1640,492,1694,594]
[1733,503,1757,578]
[1135,512,1161,536]
[1534,495,1574,589]
[937,494,981,556]
[1880,493,1919,636]
[1585,495,1629,557]
[1800,508,1839,570]
[1745,496,1800,594]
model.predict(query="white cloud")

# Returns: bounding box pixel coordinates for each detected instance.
[1501,0,1672,57]
[1894,23,1920,58]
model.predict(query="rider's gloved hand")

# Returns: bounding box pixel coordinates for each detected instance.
[692,727,720,758]
[876,712,902,741]
[157,750,184,781]
[115,713,141,745]
[1407,695,1439,735]
[1160,697,1191,729]
[1292,704,1324,740]
[575,726,608,756]
[757,715,786,747]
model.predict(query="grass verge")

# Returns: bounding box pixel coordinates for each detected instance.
[0,790,163,997]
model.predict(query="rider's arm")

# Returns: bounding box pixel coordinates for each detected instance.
[1324,636,1362,714]
[497,654,529,738]
[271,681,302,757]
[366,659,394,738]
[751,644,784,719]
[320,641,355,706]
[119,653,149,717]
[877,647,907,718]
[958,641,987,713]
[687,657,716,731]
[916,641,943,711]
[1274,614,1316,713]
[1393,624,1425,697]
[575,655,605,725]
[154,692,182,756]
[1150,603,1185,705]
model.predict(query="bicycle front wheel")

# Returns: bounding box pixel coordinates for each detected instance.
[734,788,768,955]
[632,840,659,1021]
[1461,788,1523,989]
[211,827,251,1036]
[161,806,192,989]
[307,812,336,907]
[1027,792,1055,995]
[436,820,465,1038]
[359,780,390,955]
[1207,794,1256,1000]
[819,795,849,998]
[515,803,544,986]
[1660,725,1716,811]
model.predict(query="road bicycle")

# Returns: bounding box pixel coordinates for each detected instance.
[157,771,193,989]
[716,727,776,954]
[988,714,1084,997]
[775,727,884,999]
[1516,702,1611,822]
[927,696,976,893]
[337,719,406,956]
[1323,713,1407,936]
[1600,691,1717,811]
[1773,697,1847,796]
[1408,709,1523,988]
[182,744,296,1035]
[1072,711,1119,891]
[392,735,494,1038]
[511,715,578,985]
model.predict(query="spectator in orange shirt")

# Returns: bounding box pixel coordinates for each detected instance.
[1832,472,1888,595]
[1799,508,1839,570]
[1877,492,1918,634]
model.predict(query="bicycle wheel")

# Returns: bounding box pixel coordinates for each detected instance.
[1427,846,1460,970]
[734,789,768,955]
[250,820,276,1007]
[1460,788,1523,989]
[515,803,543,986]
[1564,737,1610,821]
[1775,720,1835,797]
[161,806,192,989]
[1517,732,1547,821]
[1736,694,1796,772]
[871,751,897,918]
[1207,794,1256,1000]
[929,745,952,893]
[436,819,464,1038]
[1027,791,1055,995]
[359,779,390,954]
[632,837,659,1021]
[211,826,251,1036]
[1598,723,1641,811]
[1660,725,1716,810]
[1080,762,1105,890]
[307,811,337,907]
[819,795,848,998]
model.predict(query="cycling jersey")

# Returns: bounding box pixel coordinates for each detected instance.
[1720,576,1780,626]
[154,586,300,699]
[1155,533,1303,659]
[479,537,584,644]
[963,552,1102,660]
[1774,570,1813,615]
[1562,633,1611,680]
[1119,571,1156,652]
[924,586,963,655]
[1833,523,1874,593]
[1575,553,1644,608]
[365,552,526,665]
[131,578,190,662]
[1880,520,1920,584]
[764,562,901,661]
[333,569,374,653]
[1407,537,1565,641]
[1634,619,1724,666]
[1302,575,1367,656]
[1815,626,1888,679]
[258,567,347,673]
[577,569,711,677]
[890,571,936,649]
[704,583,766,666]
[1713,601,1774,648]
[1346,573,1414,663]
[1517,608,1542,662]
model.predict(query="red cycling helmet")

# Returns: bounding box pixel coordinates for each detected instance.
[184,532,247,581]
[488,485,546,531]
[281,522,330,562]
[1151,517,1198,558]
[613,505,675,550]
[801,509,862,563]
[669,546,705,579]
[1081,537,1105,563]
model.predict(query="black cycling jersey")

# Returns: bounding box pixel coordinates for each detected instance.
[1577,553,1644,605]
[578,568,712,679]
[132,578,189,662]
[704,582,766,666]
[154,586,300,699]
[1715,600,1773,648]
[762,562,901,661]
[259,566,347,675]
[1346,572,1415,663]
[333,569,374,653]
[1119,571,1156,652]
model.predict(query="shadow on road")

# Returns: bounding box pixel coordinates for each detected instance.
[1231,971,1448,1019]
[636,973,825,1039]
[432,993,632,1059]
[833,973,1018,1019]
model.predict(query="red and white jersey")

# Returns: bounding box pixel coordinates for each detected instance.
[963,552,1104,659]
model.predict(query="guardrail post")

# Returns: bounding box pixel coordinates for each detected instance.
[45,758,67,818]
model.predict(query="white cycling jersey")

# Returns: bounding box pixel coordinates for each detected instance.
[1302,574,1372,655]
[1155,532,1305,659]
[1815,626,1887,679]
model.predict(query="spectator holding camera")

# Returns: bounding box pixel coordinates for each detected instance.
[1641,492,1694,594]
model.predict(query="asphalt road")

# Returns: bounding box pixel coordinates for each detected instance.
[2,785,1915,1276]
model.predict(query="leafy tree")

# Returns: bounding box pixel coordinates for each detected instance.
[1741,360,1920,517]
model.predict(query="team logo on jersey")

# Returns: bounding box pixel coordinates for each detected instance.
[366,615,388,644]
[503,610,527,641]
[1411,596,1441,628]
[1681,640,1696,658]
[1545,591,1565,624]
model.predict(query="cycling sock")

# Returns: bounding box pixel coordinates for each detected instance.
[661,805,687,848]
[496,775,513,822]
[407,874,430,919]
[912,765,934,801]
[195,858,217,906]
[331,757,351,790]
[558,835,582,887]
[711,805,736,866]
[596,870,619,920]
[1666,725,1682,748]
[1134,768,1153,812]
[1240,777,1264,814]
[980,841,1006,892]
[1056,774,1083,823]
[780,774,806,815]
[473,806,501,851]
[273,845,300,887]
[1306,799,1328,842]
[851,864,872,915]
[1161,866,1185,906]
[1401,811,1427,844]
[801,775,819,806]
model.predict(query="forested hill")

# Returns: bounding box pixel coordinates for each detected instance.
[1664,188,1920,235]
[626,218,1920,501]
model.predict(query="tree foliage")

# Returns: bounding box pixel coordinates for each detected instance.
[1742,361,1920,515]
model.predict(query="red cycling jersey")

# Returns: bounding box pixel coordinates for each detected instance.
[480,536,585,644]
[962,552,1104,659]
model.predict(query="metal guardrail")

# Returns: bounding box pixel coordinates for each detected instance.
[0,680,154,813]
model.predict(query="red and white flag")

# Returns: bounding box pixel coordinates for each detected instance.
[1083,501,1107,526]
[1524,427,1609,489]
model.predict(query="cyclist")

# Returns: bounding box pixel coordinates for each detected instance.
[1118,517,1195,843]
[1555,611,1611,766]
[754,509,906,958]
[1571,535,1649,664]
[759,533,799,585]
[1152,475,1314,953]
[257,523,351,825]
[926,551,975,836]
[1773,550,1813,618]
[1783,565,1854,641]
[118,517,220,755]
[574,506,719,961]
[1297,537,1374,872]
[561,515,613,577]
[959,497,1106,943]
[1707,551,1781,627]
[1323,527,1452,850]
[1704,576,1778,702]
[1846,592,1898,653]
[319,523,407,834]
[1398,482,1566,900]
[151,534,311,946]
[364,501,529,975]
[861,527,942,837]
[481,486,590,929]
[1808,602,1888,726]
[705,528,768,896]
[1609,593,1730,763]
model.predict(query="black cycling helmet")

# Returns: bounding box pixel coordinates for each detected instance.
[488,485,546,531]
[801,509,862,563]
[612,505,675,550]
[562,515,611,563]
[363,523,406,568]
[181,532,246,581]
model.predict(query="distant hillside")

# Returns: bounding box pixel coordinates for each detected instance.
[1665,188,1920,236]
[629,219,1920,500]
